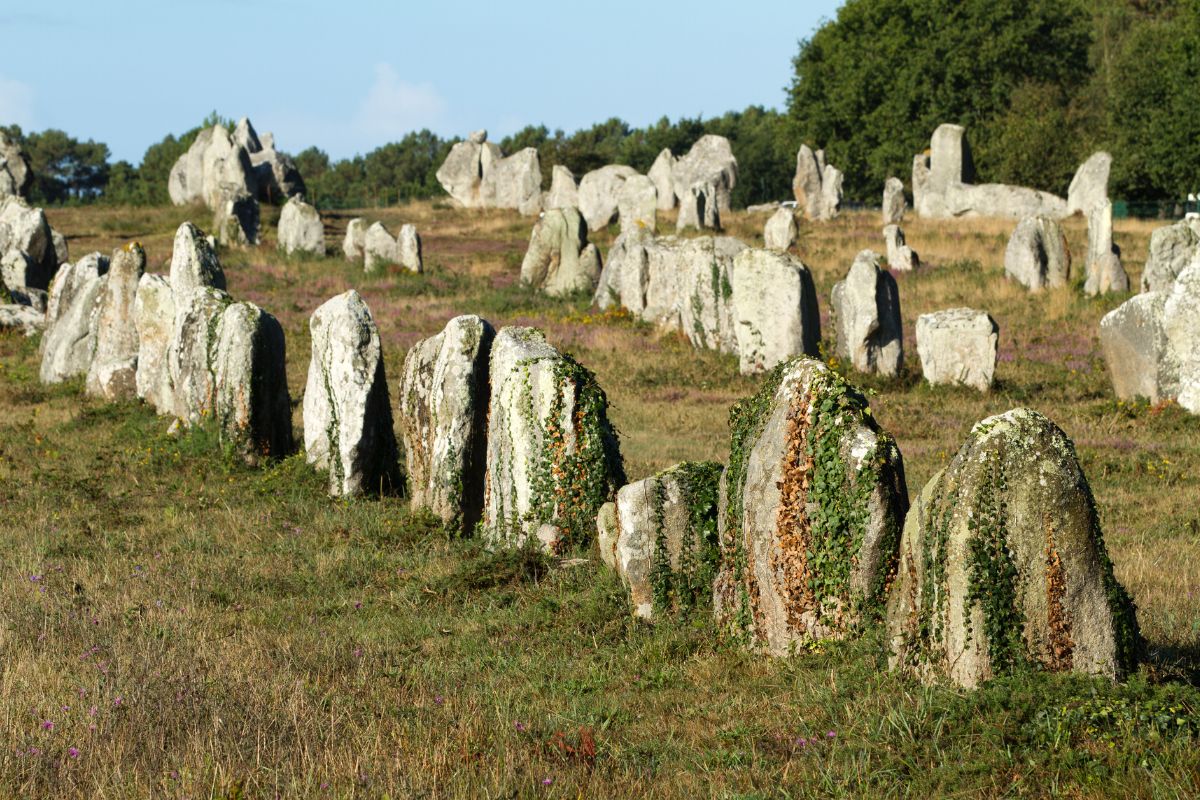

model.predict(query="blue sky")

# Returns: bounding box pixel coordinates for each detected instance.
[0,0,842,164]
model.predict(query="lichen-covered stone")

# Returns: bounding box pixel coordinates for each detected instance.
[214,192,260,247]
[1005,216,1071,291]
[480,147,543,216]
[731,248,822,375]
[0,195,58,290]
[277,196,325,255]
[610,462,722,619]
[1141,221,1199,294]
[1067,152,1112,216]
[0,304,42,335]
[134,273,174,412]
[676,181,719,231]
[578,165,638,232]
[342,218,366,261]
[648,149,676,211]
[436,137,487,208]
[617,174,657,237]
[86,243,146,400]
[916,308,998,391]
[763,207,797,251]
[671,135,737,214]
[1084,200,1127,297]
[882,177,906,225]
[1163,262,1200,414]
[397,224,423,273]
[520,207,602,296]
[886,408,1140,688]
[304,290,401,497]
[40,254,109,383]
[363,222,398,273]
[480,327,624,550]
[398,314,494,534]
[831,251,903,377]
[792,145,841,221]
[714,358,908,654]
[596,501,619,570]
[1099,292,1173,404]
[883,225,919,272]
[169,222,226,297]
[545,165,578,210]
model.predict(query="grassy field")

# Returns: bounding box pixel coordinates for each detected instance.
[0,201,1197,797]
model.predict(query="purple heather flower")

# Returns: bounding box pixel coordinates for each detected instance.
[41,721,53,731]
[68,747,80,759]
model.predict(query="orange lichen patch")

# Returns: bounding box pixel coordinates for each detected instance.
[1045,518,1075,671]
[772,388,815,632]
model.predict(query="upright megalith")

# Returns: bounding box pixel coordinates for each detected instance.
[882,177,906,226]
[1164,262,1200,414]
[398,315,494,534]
[39,253,109,384]
[213,192,259,247]
[792,145,843,221]
[213,300,293,459]
[363,222,400,273]
[304,290,401,497]
[480,327,624,550]
[1099,293,1172,404]
[676,181,720,231]
[277,196,325,256]
[831,251,903,377]
[915,308,999,391]
[671,135,738,213]
[0,195,62,291]
[1141,221,1199,294]
[397,224,423,273]
[480,147,543,215]
[520,207,602,296]
[86,243,146,401]
[0,130,32,199]
[545,165,578,210]
[886,409,1140,688]
[731,248,822,375]
[578,165,638,232]
[714,358,908,654]
[342,218,366,261]
[609,462,722,620]
[436,130,489,208]
[1085,200,1128,297]
[648,149,677,210]
[883,224,918,272]
[170,222,226,297]
[134,273,174,412]
[763,207,797,251]
[1004,216,1071,291]
[617,174,657,236]
[1067,152,1112,216]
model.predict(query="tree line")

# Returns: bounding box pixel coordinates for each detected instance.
[4,0,1197,210]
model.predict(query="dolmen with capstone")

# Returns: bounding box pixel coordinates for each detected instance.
[520,207,602,296]
[398,315,494,535]
[915,308,998,391]
[597,462,723,620]
[304,290,401,496]
[1004,216,1071,291]
[886,408,1140,688]
[277,196,325,256]
[831,251,903,377]
[714,357,908,654]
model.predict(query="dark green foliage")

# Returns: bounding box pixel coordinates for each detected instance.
[648,461,723,617]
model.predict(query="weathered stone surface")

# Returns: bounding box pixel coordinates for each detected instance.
[617,174,657,236]
[481,147,543,216]
[212,301,293,459]
[887,408,1140,688]
[1163,262,1200,414]
[792,145,841,221]
[1068,152,1112,216]
[397,224,423,273]
[676,181,720,232]
[169,222,226,297]
[304,290,401,497]
[1085,200,1127,296]
[831,251,903,376]
[0,195,57,290]
[214,191,260,247]
[746,202,781,214]
[916,308,998,391]
[672,135,737,213]
[237,118,306,203]
[545,165,578,210]
[40,266,106,384]
[134,273,174,412]
[1004,216,1071,291]
[167,286,230,423]
[0,130,32,199]
[44,252,108,331]
[480,327,624,549]
[0,304,42,335]
[9,286,46,313]
[1141,221,1199,294]
[86,243,146,400]
[363,222,398,273]
[610,462,722,619]
[343,218,366,262]
[520,207,601,296]
[882,177,906,225]
[715,358,908,654]
[578,165,638,232]
[732,248,822,375]
[50,228,68,268]
[1100,293,1173,404]
[169,120,302,209]
[883,225,919,272]
[648,149,676,210]
[596,501,619,570]
[763,207,797,251]
[398,314,494,533]
[436,138,486,208]
[277,196,324,255]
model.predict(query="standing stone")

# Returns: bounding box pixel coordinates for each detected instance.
[763,207,797,251]
[882,177,906,225]
[480,327,625,549]
[731,248,822,375]
[883,225,919,272]
[1004,216,1071,291]
[213,192,260,246]
[831,251,903,377]
[915,308,999,391]
[1067,152,1112,216]
[714,357,908,654]
[0,304,42,336]
[169,222,226,297]
[480,148,543,215]
[212,300,293,459]
[168,286,231,424]
[617,174,657,237]
[277,196,325,256]
[792,145,825,220]
[520,207,602,296]
[343,218,366,262]
[821,165,845,218]
[0,130,32,199]
[86,243,146,400]
[436,136,486,208]
[398,315,494,534]
[0,196,57,290]
[648,149,677,210]
[1141,221,1199,294]
[677,181,720,232]
[887,408,1140,688]
[134,273,175,412]
[1163,262,1200,414]
[363,222,398,273]
[39,254,109,383]
[545,166,578,210]
[1085,200,1128,296]
[578,165,638,231]
[304,290,401,497]
[396,224,423,273]
[1099,293,1173,404]
[610,462,723,619]
[596,501,619,570]
[671,135,737,213]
